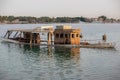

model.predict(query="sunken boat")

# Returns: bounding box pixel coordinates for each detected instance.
[1,25,115,48]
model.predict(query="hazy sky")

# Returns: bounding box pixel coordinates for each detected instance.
[0,0,120,18]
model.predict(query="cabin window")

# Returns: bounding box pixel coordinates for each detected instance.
[60,33,64,38]
[55,33,59,38]
[76,34,79,37]
[72,34,75,38]
[65,34,68,38]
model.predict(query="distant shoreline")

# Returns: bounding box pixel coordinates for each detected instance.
[0,15,120,24]
[0,23,120,25]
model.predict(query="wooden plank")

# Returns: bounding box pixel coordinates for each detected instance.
[4,31,8,38]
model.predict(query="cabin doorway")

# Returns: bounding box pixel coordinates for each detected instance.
[65,39,70,44]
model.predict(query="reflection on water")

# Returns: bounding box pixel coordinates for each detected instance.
[0,43,82,80]
[54,46,80,64]
[22,45,81,68]
[22,45,80,63]
[23,45,41,53]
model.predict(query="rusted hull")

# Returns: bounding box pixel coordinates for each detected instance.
[1,38,115,49]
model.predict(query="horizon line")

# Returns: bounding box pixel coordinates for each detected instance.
[0,15,120,19]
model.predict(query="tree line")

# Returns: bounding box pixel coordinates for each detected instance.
[0,15,119,23]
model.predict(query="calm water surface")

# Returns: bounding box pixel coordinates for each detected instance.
[0,23,120,80]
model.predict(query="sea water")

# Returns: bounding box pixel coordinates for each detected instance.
[0,23,120,80]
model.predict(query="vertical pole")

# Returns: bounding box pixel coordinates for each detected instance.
[30,33,32,47]
[47,32,51,45]
[37,33,41,44]
[19,32,22,42]
[20,32,22,39]
[8,31,10,39]
[39,33,41,44]
[7,31,10,39]
[33,33,35,45]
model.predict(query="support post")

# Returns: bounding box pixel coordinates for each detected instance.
[8,31,12,39]
[37,33,41,44]
[51,33,53,44]
[30,33,32,46]
[47,32,51,45]
[7,31,10,39]
[33,33,35,45]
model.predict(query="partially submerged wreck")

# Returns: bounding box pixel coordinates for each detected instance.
[3,26,54,45]
[1,25,115,48]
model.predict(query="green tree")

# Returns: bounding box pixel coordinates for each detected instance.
[1,16,8,22]
[40,17,52,23]
[7,16,15,22]
[0,16,2,22]
[98,15,107,21]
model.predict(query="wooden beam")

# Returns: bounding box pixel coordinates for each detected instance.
[13,32,18,38]
[47,32,52,45]
[51,32,53,45]
[33,33,35,45]
[30,33,32,46]
[8,31,12,39]
[4,31,9,38]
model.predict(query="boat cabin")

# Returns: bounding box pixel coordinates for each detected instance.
[3,25,81,45]
[54,25,81,45]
